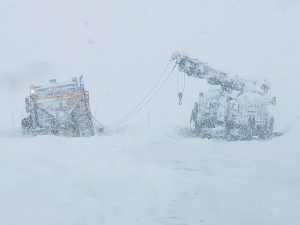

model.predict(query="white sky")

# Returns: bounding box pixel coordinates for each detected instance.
[0,0,299,129]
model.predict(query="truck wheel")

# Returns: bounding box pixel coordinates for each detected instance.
[72,102,95,137]
[194,123,201,134]
[83,109,94,136]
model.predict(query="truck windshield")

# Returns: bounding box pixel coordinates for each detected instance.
[34,83,80,97]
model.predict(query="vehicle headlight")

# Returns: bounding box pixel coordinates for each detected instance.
[30,89,35,94]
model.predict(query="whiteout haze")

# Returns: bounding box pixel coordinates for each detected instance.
[0,0,299,225]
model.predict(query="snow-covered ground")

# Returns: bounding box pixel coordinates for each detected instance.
[1,0,300,224]
[0,125,300,225]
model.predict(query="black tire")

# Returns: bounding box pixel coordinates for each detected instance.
[239,127,251,140]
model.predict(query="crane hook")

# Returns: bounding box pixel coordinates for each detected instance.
[178,92,183,105]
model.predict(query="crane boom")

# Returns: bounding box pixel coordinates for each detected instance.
[171,52,270,94]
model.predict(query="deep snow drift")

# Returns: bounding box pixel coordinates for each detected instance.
[0,0,300,224]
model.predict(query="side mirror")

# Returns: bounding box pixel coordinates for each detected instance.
[49,79,56,84]
[199,93,204,103]
[269,97,276,106]
[25,97,30,113]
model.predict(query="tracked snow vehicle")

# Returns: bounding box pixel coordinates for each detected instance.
[21,77,95,136]
[171,52,276,140]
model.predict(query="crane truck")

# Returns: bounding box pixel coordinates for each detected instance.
[171,52,276,140]
[21,76,99,136]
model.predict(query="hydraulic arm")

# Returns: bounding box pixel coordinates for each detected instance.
[171,52,270,94]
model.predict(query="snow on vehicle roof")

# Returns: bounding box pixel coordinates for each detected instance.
[30,78,81,97]
[32,79,79,89]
